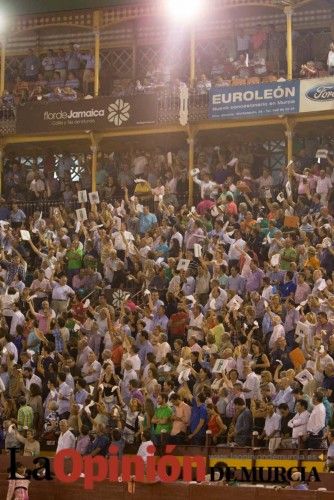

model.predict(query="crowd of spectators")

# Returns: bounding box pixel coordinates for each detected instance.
[0,31,333,113]
[0,138,334,477]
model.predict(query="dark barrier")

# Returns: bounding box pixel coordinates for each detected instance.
[16,94,158,134]
[1,476,334,500]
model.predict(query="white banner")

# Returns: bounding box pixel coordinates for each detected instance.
[299,77,334,113]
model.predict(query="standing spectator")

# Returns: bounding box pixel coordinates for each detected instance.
[21,49,40,81]
[236,29,250,56]
[54,48,67,81]
[42,49,56,80]
[306,393,326,449]
[56,419,76,452]
[328,42,334,75]
[80,49,96,95]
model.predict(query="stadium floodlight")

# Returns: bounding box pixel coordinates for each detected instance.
[165,0,202,23]
[0,12,6,32]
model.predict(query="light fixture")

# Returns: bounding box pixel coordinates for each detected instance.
[0,12,6,33]
[165,0,202,23]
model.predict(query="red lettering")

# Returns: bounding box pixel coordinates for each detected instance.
[108,445,120,481]
[183,456,206,482]
[157,456,181,483]
[54,449,82,483]
[122,456,145,482]
[83,456,108,490]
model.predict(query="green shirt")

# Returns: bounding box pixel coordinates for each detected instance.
[66,247,83,270]
[154,405,173,434]
[17,405,34,430]
[280,247,297,271]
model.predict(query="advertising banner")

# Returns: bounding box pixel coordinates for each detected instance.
[299,76,334,113]
[209,77,334,121]
[209,80,300,120]
[16,94,157,133]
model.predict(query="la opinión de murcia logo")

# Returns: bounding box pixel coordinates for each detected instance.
[107,99,130,126]
[7,447,321,490]
[306,84,334,101]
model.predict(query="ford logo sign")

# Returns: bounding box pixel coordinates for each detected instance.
[306,84,334,101]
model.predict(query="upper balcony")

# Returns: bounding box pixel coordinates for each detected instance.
[0,0,332,138]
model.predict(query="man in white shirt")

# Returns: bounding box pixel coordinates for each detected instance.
[51,275,75,314]
[112,223,135,257]
[187,304,204,341]
[56,420,76,453]
[269,315,285,350]
[272,377,294,411]
[155,333,171,363]
[223,229,246,266]
[82,352,102,385]
[260,402,281,453]
[2,333,19,364]
[242,363,260,402]
[23,366,42,391]
[288,400,310,444]
[306,393,326,448]
[57,372,73,419]
[315,170,332,205]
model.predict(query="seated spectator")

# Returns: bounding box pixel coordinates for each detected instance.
[65,71,80,90]
[300,61,318,79]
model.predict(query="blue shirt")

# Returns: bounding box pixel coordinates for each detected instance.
[279,280,296,298]
[138,340,154,367]
[190,398,208,437]
[139,212,157,234]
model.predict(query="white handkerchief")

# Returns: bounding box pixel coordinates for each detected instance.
[20,230,31,241]
[270,253,280,267]
[78,190,88,203]
[194,243,202,258]
[89,191,100,204]
[76,208,87,222]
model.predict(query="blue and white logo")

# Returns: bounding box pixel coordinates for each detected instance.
[306,83,334,101]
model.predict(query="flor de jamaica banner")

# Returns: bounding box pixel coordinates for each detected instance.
[16,94,157,133]
[209,76,334,120]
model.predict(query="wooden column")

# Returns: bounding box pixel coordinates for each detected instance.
[93,10,101,97]
[90,133,99,192]
[0,35,5,96]
[188,128,195,206]
[190,25,196,86]
[285,118,295,164]
[284,6,293,80]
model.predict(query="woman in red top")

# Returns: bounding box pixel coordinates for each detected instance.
[225,194,238,216]
[207,403,227,444]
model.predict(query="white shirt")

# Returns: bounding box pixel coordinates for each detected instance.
[306,403,326,435]
[264,412,281,437]
[52,283,75,300]
[188,312,204,341]
[269,324,285,350]
[25,373,42,391]
[126,354,141,372]
[225,236,246,261]
[316,176,332,195]
[112,230,134,251]
[288,410,310,438]
[137,440,155,464]
[156,341,171,363]
[2,341,18,364]
[82,360,101,384]
[171,232,183,248]
[243,371,261,400]
[56,429,76,453]
[328,50,334,67]
[10,310,25,336]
